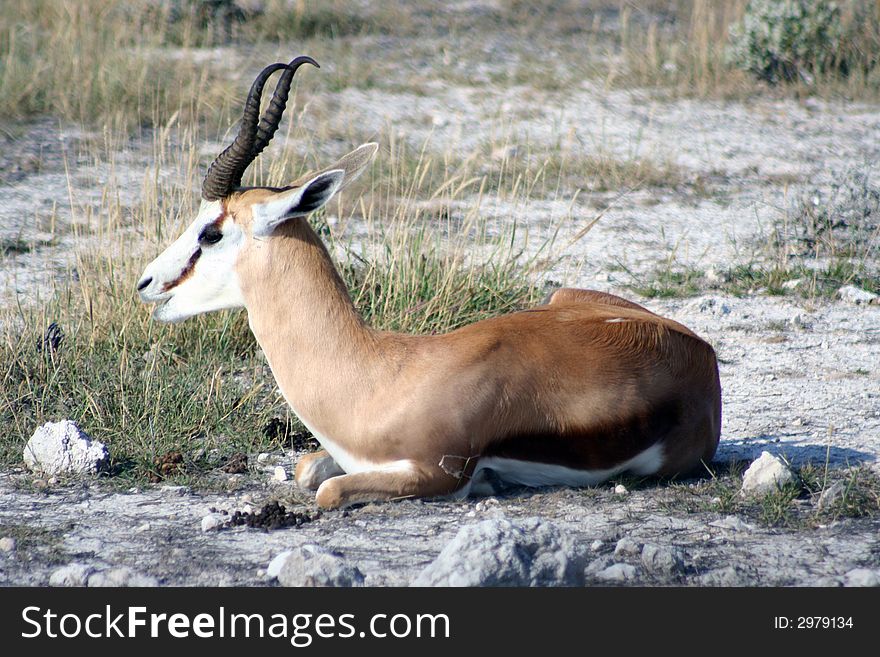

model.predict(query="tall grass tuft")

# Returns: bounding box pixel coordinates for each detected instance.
[0,121,552,482]
[0,0,238,128]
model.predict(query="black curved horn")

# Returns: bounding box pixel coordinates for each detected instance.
[252,56,319,160]
[201,62,290,201]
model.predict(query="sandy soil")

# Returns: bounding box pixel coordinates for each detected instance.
[1,10,878,586]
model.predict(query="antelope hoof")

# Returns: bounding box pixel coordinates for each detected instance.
[315,477,346,509]
[295,451,344,491]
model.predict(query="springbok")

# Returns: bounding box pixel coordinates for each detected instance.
[137,58,722,509]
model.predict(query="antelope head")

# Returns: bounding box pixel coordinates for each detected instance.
[137,57,377,323]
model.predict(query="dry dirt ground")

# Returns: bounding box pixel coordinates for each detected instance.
[1,7,879,586]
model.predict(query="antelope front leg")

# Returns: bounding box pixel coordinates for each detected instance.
[315,465,454,510]
[295,450,344,491]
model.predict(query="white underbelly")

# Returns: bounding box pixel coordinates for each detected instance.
[295,413,413,476]
[467,441,666,493]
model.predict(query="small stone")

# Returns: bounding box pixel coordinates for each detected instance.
[613,537,641,559]
[267,550,293,579]
[0,537,16,552]
[817,481,846,512]
[134,523,151,533]
[741,451,796,496]
[781,278,802,290]
[49,563,94,587]
[791,314,813,331]
[641,544,685,576]
[843,568,880,587]
[687,297,731,317]
[257,453,270,464]
[838,285,878,305]
[278,545,364,587]
[595,563,639,583]
[584,556,615,576]
[87,567,159,587]
[704,266,723,284]
[589,540,603,552]
[160,484,190,496]
[201,513,225,532]
[273,466,289,482]
[23,420,109,476]
[412,517,587,586]
[697,565,749,586]
[709,515,756,532]
[613,484,628,495]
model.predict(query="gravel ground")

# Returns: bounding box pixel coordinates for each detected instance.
[1,10,879,586]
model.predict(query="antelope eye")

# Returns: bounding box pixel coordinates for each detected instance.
[198,224,223,245]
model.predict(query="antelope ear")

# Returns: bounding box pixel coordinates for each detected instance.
[290,143,378,192]
[331,142,378,191]
[252,170,344,237]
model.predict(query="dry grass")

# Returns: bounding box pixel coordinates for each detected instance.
[0,112,554,481]
[0,0,237,128]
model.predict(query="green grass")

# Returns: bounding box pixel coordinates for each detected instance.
[625,263,706,299]
[660,460,880,529]
[0,221,543,484]
[0,522,70,565]
[0,110,549,486]
[625,257,880,302]
[723,261,880,298]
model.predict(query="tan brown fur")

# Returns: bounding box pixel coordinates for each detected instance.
[228,193,722,509]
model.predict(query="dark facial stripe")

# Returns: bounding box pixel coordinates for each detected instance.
[162,247,202,292]
[160,204,228,293]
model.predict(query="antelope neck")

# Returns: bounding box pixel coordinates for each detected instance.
[237,218,383,436]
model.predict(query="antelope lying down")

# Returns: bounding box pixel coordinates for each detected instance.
[138,58,722,509]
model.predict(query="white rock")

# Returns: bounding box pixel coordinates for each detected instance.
[709,515,755,532]
[0,537,16,552]
[412,517,587,587]
[87,567,159,587]
[278,545,364,587]
[134,523,151,533]
[200,513,226,532]
[273,466,289,482]
[816,481,846,511]
[697,565,749,586]
[704,266,723,284]
[49,563,94,587]
[613,537,641,559]
[613,484,628,495]
[257,452,271,464]
[781,278,803,290]
[641,544,686,576]
[160,485,190,496]
[595,563,639,583]
[589,540,603,552]
[267,550,293,579]
[843,568,880,587]
[741,451,796,496]
[838,285,878,305]
[23,420,109,476]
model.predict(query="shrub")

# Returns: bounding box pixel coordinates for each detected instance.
[728,0,849,83]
